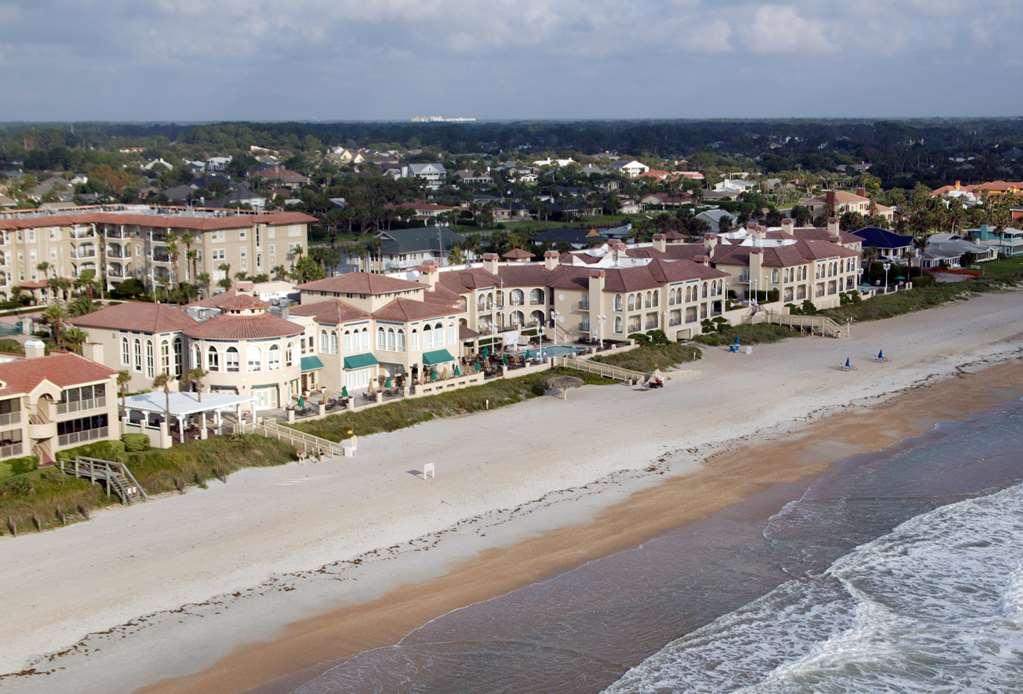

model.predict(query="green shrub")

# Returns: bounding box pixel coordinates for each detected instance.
[800,299,818,315]
[912,274,935,288]
[121,433,151,452]
[7,455,38,476]
[647,329,669,345]
[56,440,127,464]
[628,332,651,346]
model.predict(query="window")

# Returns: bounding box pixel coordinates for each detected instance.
[134,338,142,372]
[434,322,444,346]
[530,288,545,304]
[386,328,396,352]
[268,344,280,370]
[447,323,456,344]
[208,346,220,371]
[146,341,154,378]
[121,337,130,365]
[248,346,262,371]
[377,327,385,349]
[286,341,294,367]
[628,295,636,311]
[615,316,623,333]
[226,347,239,372]
[511,310,524,326]
[343,330,352,353]
[329,332,337,354]
[412,329,419,349]
[212,249,226,261]
[173,337,183,376]
[320,329,329,353]
[397,329,406,351]
[510,289,524,305]
[57,414,109,447]
[615,294,623,311]
[422,325,431,348]
[161,340,170,375]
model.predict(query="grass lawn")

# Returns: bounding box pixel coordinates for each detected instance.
[694,324,804,347]
[591,343,702,372]
[291,367,613,442]
[0,434,297,537]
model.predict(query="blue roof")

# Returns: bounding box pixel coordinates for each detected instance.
[851,227,914,249]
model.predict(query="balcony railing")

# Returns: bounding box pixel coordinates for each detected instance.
[57,396,106,416]
[0,441,24,458]
[59,426,108,447]
[0,411,21,427]
[152,252,172,263]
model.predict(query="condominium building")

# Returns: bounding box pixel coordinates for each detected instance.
[0,205,315,296]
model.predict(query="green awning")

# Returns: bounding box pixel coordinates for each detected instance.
[300,355,324,372]
[343,353,379,369]
[422,349,455,365]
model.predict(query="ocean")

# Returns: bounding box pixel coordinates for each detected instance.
[287,394,1023,693]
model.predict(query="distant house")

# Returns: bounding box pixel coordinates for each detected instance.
[613,159,650,178]
[921,233,996,269]
[142,158,174,173]
[0,194,17,209]
[712,178,756,195]
[533,157,576,168]
[807,190,895,222]
[531,227,605,249]
[252,167,310,190]
[358,227,468,271]
[455,169,493,185]
[851,226,916,263]
[216,185,266,210]
[160,183,198,204]
[640,192,693,209]
[695,208,738,232]
[205,156,233,173]
[618,198,642,214]
[403,163,447,189]
[389,199,461,222]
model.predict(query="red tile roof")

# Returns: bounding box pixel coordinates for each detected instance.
[297,272,425,295]
[372,298,458,322]
[713,239,857,268]
[0,210,316,232]
[69,301,198,333]
[288,299,370,325]
[502,248,533,259]
[189,290,268,311]
[0,353,116,397]
[184,313,304,340]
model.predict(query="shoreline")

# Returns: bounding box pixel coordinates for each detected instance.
[149,358,1023,693]
[1,290,1021,693]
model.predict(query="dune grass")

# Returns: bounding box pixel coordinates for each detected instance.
[591,343,702,372]
[291,367,613,442]
[694,323,804,346]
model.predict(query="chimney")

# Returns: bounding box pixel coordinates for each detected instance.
[482,252,500,275]
[703,235,718,257]
[825,190,837,216]
[420,260,439,290]
[781,217,795,235]
[544,250,560,271]
[82,342,104,364]
[694,253,710,267]
[748,223,765,241]
[24,339,45,359]
[652,233,667,253]
[749,247,763,286]
[827,217,841,241]
[588,270,605,310]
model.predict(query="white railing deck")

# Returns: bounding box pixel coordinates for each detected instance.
[555,356,647,382]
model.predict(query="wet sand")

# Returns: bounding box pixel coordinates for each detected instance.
[151,360,1023,693]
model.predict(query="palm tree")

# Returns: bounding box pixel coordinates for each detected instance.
[152,372,173,427]
[186,248,199,283]
[271,264,287,281]
[217,262,231,291]
[62,327,88,355]
[117,370,131,411]
[165,233,181,295]
[42,303,67,349]
[183,367,207,402]
[35,261,51,279]
[75,269,98,301]
[196,272,211,298]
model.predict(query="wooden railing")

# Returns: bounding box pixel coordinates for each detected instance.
[58,456,148,505]
[239,419,343,457]
[555,356,647,383]
[764,311,847,338]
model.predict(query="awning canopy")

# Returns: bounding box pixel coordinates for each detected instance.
[423,349,455,365]
[123,391,254,418]
[344,353,379,369]
[300,355,324,372]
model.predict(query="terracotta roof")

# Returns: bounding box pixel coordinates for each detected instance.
[288,299,370,325]
[459,324,480,340]
[713,239,857,268]
[70,301,198,333]
[184,313,304,340]
[625,243,706,261]
[932,180,1023,196]
[297,272,425,295]
[189,290,268,311]
[768,227,862,245]
[502,248,533,259]
[437,267,499,292]
[0,209,316,232]
[372,298,458,322]
[0,353,116,397]
[16,279,50,289]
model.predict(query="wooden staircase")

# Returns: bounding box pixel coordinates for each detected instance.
[554,356,648,383]
[763,311,847,338]
[237,419,344,457]
[58,457,148,505]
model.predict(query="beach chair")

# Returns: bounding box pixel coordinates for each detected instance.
[728,337,742,353]
[841,357,855,371]
[876,349,888,363]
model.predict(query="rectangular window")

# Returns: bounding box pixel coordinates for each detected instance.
[0,428,24,458]
[57,414,109,447]
[226,349,239,372]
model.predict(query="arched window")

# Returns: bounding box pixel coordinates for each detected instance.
[435,322,444,346]
[448,323,456,345]
[226,347,239,372]
[422,325,432,348]
[121,337,129,365]
[486,293,493,310]
[360,328,369,351]
[530,288,544,304]
[192,344,201,369]
[628,295,636,311]
[412,329,419,349]
[343,330,352,353]
[160,340,170,375]
[652,291,658,307]
[268,344,280,370]
[330,332,338,354]
[531,310,544,326]
[146,341,155,378]
[614,316,623,333]
[134,338,142,372]
[248,346,262,371]
[614,294,623,311]
[377,326,385,349]
[477,294,486,310]
[320,329,329,352]
[387,328,396,352]
[208,345,219,371]
[510,289,524,305]
[702,282,709,298]
[286,341,294,367]
[511,310,524,326]
[397,329,406,351]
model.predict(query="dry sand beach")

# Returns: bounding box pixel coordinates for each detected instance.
[1,290,1022,693]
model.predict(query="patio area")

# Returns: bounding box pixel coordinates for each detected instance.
[122,391,256,446]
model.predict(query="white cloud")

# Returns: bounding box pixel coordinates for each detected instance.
[743,5,834,54]
[684,19,733,53]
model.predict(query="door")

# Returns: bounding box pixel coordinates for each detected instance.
[253,386,278,410]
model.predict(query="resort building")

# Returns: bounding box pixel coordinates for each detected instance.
[0,205,315,297]
[0,345,120,464]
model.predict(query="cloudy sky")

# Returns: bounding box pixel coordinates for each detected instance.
[1,0,1021,121]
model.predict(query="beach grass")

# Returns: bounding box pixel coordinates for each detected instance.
[0,435,297,536]
[694,324,804,346]
[290,368,614,442]
[591,343,702,371]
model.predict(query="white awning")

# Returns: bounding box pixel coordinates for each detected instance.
[123,391,254,417]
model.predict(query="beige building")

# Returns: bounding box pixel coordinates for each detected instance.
[0,205,315,297]
[0,347,120,465]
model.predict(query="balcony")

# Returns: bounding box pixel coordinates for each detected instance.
[57,396,106,416]
[576,301,590,311]
[106,246,127,259]
[28,418,57,441]
[152,251,172,263]
[105,228,126,239]
[0,411,20,427]
[58,426,108,447]
[71,248,97,260]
